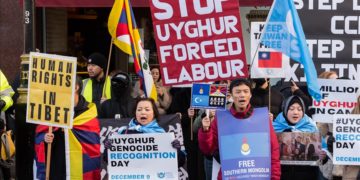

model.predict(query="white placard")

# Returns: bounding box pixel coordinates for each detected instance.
[333,114,360,165]
[312,79,360,123]
[107,133,178,179]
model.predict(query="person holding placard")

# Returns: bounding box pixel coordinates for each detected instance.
[105,98,186,167]
[198,79,280,180]
[35,77,101,180]
[273,95,321,179]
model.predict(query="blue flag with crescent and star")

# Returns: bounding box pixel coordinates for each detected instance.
[260,0,321,101]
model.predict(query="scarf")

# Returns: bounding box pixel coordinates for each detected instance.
[118,118,165,134]
[273,112,318,132]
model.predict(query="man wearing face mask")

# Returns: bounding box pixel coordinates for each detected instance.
[251,78,284,118]
[99,72,136,119]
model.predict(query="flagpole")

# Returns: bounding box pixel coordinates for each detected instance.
[45,127,53,180]
[190,116,193,141]
[268,80,271,115]
[102,38,114,99]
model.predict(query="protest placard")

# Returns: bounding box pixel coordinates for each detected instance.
[250,21,289,78]
[333,114,360,165]
[27,52,77,128]
[191,83,227,110]
[100,115,188,180]
[276,132,321,165]
[149,0,248,86]
[218,108,271,179]
[107,133,178,180]
[312,79,360,123]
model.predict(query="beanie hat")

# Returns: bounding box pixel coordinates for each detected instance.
[88,53,106,69]
[282,95,306,117]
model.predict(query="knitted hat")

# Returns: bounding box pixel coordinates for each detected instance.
[282,95,306,117]
[87,53,106,69]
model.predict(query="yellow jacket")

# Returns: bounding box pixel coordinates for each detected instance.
[0,70,15,111]
[81,76,111,103]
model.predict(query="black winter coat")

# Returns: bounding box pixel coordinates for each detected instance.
[251,87,284,117]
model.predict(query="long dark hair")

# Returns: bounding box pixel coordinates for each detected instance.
[134,97,160,120]
[150,66,161,83]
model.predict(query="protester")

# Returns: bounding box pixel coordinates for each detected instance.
[105,97,185,167]
[0,118,13,180]
[82,53,111,111]
[198,78,281,180]
[318,71,338,79]
[273,95,317,132]
[251,78,284,118]
[151,65,172,115]
[273,95,320,179]
[35,76,101,180]
[100,71,136,119]
[0,70,15,113]
[189,108,216,180]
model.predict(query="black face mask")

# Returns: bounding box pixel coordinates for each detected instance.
[111,76,129,98]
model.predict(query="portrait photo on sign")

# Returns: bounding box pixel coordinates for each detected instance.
[276,132,321,165]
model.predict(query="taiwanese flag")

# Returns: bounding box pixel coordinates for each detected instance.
[258,51,282,68]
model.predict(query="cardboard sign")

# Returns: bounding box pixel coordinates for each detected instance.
[27,52,77,128]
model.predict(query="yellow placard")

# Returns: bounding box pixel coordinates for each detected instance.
[26,52,77,128]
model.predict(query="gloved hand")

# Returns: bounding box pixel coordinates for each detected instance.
[171,139,181,150]
[0,100,5,111]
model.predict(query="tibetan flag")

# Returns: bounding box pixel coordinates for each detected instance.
[108,0,157,101]
[35,103,101,180]
[260,0,321,101]
[258,51,282,68]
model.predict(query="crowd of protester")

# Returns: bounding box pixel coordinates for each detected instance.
[0,52,359,180]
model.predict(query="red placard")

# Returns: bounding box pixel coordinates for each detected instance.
[149,0,248,86]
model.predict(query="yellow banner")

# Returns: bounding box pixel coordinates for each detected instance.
[27,52,77,128]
